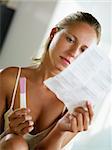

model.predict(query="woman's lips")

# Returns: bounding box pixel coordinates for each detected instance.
[60,56,70,65]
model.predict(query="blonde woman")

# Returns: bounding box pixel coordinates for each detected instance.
[0,11,101,150]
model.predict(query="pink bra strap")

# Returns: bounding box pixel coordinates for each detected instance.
[10,67,21,109]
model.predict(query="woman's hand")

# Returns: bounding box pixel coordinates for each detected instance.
[34,102,93,150]
[56,101,94,134]
[8,108,34,135]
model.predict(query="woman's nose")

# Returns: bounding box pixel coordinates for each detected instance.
[68,46,80,58]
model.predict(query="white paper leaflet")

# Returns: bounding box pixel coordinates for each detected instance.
[44,46,112,112]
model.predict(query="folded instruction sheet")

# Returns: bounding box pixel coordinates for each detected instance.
[44,46,112,112]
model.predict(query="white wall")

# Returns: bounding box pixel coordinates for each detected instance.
[0,0,57,69]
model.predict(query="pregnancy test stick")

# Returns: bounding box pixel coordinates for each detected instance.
[20,77,27,108]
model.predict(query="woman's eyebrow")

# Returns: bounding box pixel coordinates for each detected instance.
[67,32,78,41]
[66,31,89,48]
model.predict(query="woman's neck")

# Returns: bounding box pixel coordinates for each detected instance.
[36,54,61,81]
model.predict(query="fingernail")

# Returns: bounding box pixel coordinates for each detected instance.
[27,108,31,112]
[87,101,92,106]
[29,121,34,126]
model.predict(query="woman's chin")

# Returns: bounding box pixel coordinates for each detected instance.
[55,64,68,72]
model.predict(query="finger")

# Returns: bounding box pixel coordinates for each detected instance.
[83,111,89,131]
[76,113,83,132]
[86,101,94,123]
[9,115,32,129]
[73,108,90,131]
[22,126,34,135]
[70,114,77,133]
[18,120,34,131]
[75,106,88,114]
[9,108,30,120]
[75,103,94,125]
[14,120,34,135]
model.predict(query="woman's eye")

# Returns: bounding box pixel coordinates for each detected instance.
[80,48,86,52]
[66,36,74,43]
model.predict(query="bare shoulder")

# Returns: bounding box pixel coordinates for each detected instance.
[1,66,19,77]
[0,65,38,89]
[0,66,35,79]
[0,67,21,98]
[0,67,20,133]
[0,67,20,85]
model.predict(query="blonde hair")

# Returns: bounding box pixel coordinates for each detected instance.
[33,11,101,65]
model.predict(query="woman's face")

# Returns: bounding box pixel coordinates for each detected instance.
[48,22,97,72]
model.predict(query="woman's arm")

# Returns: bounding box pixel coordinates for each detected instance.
[35,101,94,150]
[0,71,6,135]
[0,67,34,138]
[35,113,78,150]
[35,124,66,150]
[0,67,17,135]
[61,101,94,148]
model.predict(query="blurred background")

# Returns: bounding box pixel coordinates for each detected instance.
[0,0,111,69]
[0,0,112,149]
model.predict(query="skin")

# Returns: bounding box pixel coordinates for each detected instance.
[0,22,97,150]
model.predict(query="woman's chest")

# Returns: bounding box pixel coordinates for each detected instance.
[28,86,64,130]
[13,84,64,133]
